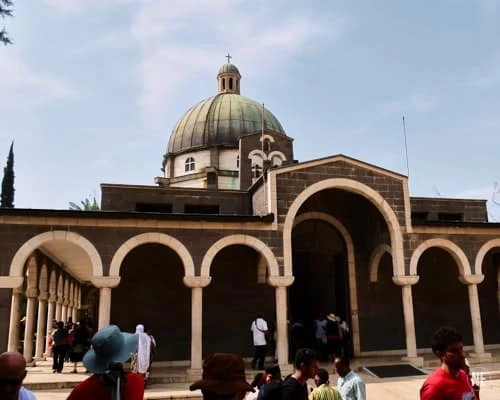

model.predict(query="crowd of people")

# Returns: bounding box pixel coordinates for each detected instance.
[1,322,481,400]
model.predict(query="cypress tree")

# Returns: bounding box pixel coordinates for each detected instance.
[0,141,15,208]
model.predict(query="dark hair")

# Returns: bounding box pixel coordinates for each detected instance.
[294,348,318,369]
[431,327,462,355]
[335,356,350,367]
[250,372,264,388]
[316,368,329,383]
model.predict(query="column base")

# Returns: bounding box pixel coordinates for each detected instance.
[468,352,492,362]
[402,356,424,368]
[186,368,203,380]
[34,356,46,362]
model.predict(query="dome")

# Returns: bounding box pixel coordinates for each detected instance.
[218,63,240,75]
[167,93,286,154]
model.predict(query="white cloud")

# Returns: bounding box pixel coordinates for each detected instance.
[0,52,76,108]
[43,0,132,16]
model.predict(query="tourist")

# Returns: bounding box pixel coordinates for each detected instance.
[69,320,90,373]
[250,313,269,370]
[133,324,151,381]
[246,372,266,400]
[325,314,341,362]
[314,313,327,360]
[280,348,320,400]
[309,368,342,400]
[51,321,68,373]
[190,353,254,400]
[420,327,477,400]
[0,352,37,400]
[334,356,365,400]
[67,325,144,400]
[258,364,282,400]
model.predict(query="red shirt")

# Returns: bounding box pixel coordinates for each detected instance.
[67,372,144,400]
[420,368,476,400]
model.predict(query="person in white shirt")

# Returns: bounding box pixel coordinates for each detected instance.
[334,356,365,400]
[0,352,37,400]
[250,313,268,370]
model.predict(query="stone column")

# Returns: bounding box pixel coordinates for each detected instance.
[56,275,64,321]
[183,276,212,377]
[35,293,48,360]
[392,275,423,367]
[268,276,294,374]
[7,287,23,352]
[24,287,38,362]
[45,291,56,356]
[61,279,69,323]
[460,274,492,361]
[91,276,121,330]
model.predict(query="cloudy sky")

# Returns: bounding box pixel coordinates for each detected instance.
[2,0,500,219]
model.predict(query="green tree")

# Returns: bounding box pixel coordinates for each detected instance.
[0,141,15,208]
[0,0,14,45]
[69,196,100,211]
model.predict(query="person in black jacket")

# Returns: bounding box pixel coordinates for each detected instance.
[280,348,319,400]
[258,364,282,400]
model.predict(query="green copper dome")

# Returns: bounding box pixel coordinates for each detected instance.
[167,93,286,154]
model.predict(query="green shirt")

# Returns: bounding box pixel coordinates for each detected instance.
[309,384,342,400]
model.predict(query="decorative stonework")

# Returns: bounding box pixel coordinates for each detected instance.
[91,276,121,288]
[267,276,294,287]
[183,276,212,288]
[459,274,485,285]
[392,275,420,286]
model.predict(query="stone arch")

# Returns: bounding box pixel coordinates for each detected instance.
[283,178,405,276]
[9,231,103,279]
[109,232,195,277]
[409,238,472,277]
[292,211,361,355]
[201,234,279,278]
[369,244,392,283]
[248,149,267,160]
[474,238,500,276]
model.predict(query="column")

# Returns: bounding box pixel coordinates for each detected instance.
[55,298,63,321]
[98,287,112,329]
[268,276,294,374]
[61,301,68,323]
[23,287,38,362]
[183,276,211,377]
[460,274,492,361]
[45,292,56,356]
[7,287,23,352]
[35,291,48,360]
[392,275,423,367]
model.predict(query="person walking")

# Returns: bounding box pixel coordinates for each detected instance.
[280,348,320,400]
[69,320,90,373]
[51,321,69,373]
[334,356,365,400]
[133,324,151,381]
[309,368,342,400]
[251,313,268,370]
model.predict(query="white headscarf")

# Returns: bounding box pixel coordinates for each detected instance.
[134,324,151,374]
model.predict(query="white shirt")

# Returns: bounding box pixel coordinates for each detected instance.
[250,318,268,346]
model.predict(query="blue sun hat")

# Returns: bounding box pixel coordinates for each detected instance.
[83,325,138,374]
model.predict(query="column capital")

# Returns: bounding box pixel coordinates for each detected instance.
[0,276,24,289]
[38,292,48,302]
[183,276,211,288]
[25,287,38,298]
[91,276,121,288]
[459,274,484,285]
[267,276,294,287]
[392,275,419,286]
[48,294,57,302]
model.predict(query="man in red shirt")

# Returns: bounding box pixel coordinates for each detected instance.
[420,327,476,400]
[67,324,144,400]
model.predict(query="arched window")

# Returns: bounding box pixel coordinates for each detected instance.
[252,163,262,179]
[185,157,195,172]
[272,156,283,168]
[229,77,233,90]
[222,79,226,90]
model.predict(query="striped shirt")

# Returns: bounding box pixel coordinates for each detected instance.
[309,384,342,400]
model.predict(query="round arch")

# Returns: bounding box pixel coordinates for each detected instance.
[109,232,195,278]
[9,231,103,278]
[293,211,361,356]
[475,238,500,276]
[200,234,279,278]
[409,238,472,277]
[369,244,392,283]
[283,178,405,276]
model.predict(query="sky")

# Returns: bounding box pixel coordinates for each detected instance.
[2,0,500,220]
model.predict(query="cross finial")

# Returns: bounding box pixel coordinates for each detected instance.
[225,53,232,63]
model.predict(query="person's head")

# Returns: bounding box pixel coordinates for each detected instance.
[56,321,64,329]
[431,327,465,370]
[334,356,350,378]
[294,348,319,380]
[135,324,145,334]
[190,353,253,400]
[0,352,28,400]
[314,368,329,387]
[256,313,263,319]
[250,372,265,389]
[83,325,138,375]
[264,364,282,382]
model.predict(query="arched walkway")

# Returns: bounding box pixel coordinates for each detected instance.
[109,232,195,277]
[200,234,279,278]
[409,238,471,277]
[282,178,405,277]
[475,238,500,275]
[9,230,103,279]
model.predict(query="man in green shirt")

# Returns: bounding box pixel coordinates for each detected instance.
[309,368,342,400]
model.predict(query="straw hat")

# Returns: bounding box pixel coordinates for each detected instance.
[326,313,337,322]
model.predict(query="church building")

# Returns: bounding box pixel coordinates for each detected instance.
[0,61,498,373]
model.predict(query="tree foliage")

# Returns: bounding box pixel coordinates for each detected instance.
[0,0,14,45]
[0,141,15,208]
[69,196,100,211]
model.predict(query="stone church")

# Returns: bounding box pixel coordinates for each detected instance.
[0,61,498,373]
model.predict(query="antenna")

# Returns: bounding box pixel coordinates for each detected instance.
[402,115,410,177]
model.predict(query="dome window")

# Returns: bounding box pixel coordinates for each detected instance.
[229,77,233,90]
[185,157,195,172]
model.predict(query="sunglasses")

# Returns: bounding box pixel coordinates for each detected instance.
[0,378,23,386]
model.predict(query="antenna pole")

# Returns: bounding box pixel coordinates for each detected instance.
[402,115,410,177]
